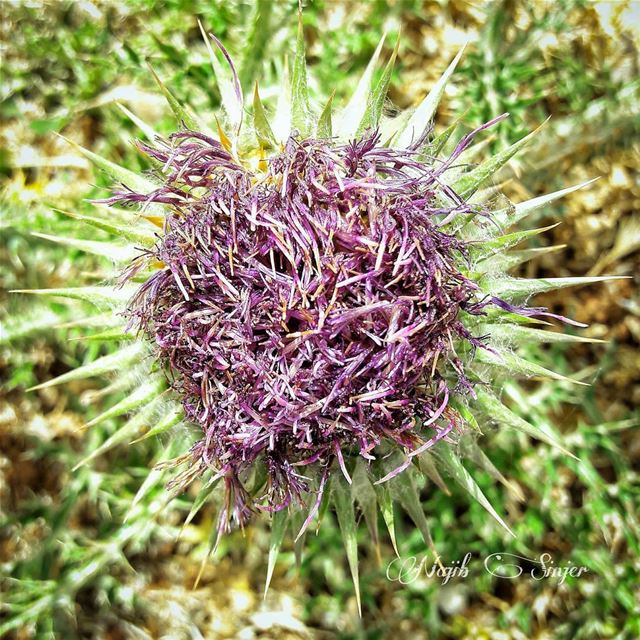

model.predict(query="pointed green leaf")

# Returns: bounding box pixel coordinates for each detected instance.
[57,313,124,330]
[317,478,332,527]
[456,136,495,165]
[421,118,459,157]
[264,508,289,598]
[290,509,307,569]
[31,232,136,262]
[488,275,628,299]
[147,64,199,131]
[449,123,545,199]
[385,457,437,557]
[474,223,562,258]
[396,45,465,148]
[11,285,136,310]
[55,208,157,245]
[462,439,525,501]
[374,482,399,556]
[91,202,159,224]
[482,323,605,345]
[74,396,165,469]
[82,364,147,401]
[357,38,399,135]
[247,459,268,495]
[291,13,310,136]
[416,452,451,495]
[467,306,552,326]
[28,343,145,391]
[476,348,588,386]
[449,397,481,433]
[481,244,566,272]
[239,0,273,90]
[272,56,291,142]
[475,388,576,457]
[29,345,144,392]
[198,21,242,136]
[127,437,184,519]
[380,107,412,147]
[497,178,599,228]
[84,376,166,428]
[70,328,133,342]
[115,102,158,141]
[131,405,183,442]
[194,515,222,589]
[352,459,379,550]
[252,83,277,148]
[452,191,511,235]
[331,475,361,616]
[0,309,62,344]
[431,442,514,536]
[56,134,156,194]
[468,182,507,206]
[316,91,334,139]
[181,475,221,532]
[337,33,386,138]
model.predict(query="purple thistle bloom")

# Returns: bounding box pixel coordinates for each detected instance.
[109,127,509,527]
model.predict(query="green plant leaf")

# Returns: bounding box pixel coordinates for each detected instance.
[31,232,136,263]
[461,439,525,501]
[475,388,576,457]
[198,20,243,137]
[431,442,514,536]
[352,459,379,552]
[84,376,166,428]
[239,0,273,90]
[386,458,437,558]
[316,91,334,139]
[337,32,386,138]
[264,508,289,598]
[483,323,605,345]
[357,37,400,135]
[180,474,221,533]
[27,343,146,391]
[416,452,451,495]
[291,13,310,136]
[396,45,466,148]
[481,244,566,271]
[476,348,588,385]
[127,436,184,518]
[253,82,277,148]
[498,178,599,228]
[449,122,546,199]
[115,102,159,141]
[421,118,459,157]
[56,134,157,195]
[11,285,136,310]
[147,63,199,131]
[474,223,561,257]
[331,475,361,616]
[489,275,628,299]
[131,405,183,442]
[54,208,157,246]
[74,395,168,469]
[374,482,399,556]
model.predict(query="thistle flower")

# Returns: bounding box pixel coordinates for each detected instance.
[16,17,623,610]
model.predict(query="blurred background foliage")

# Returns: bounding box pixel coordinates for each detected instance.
[1,0,639,638]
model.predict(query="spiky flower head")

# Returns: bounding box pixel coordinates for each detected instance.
[20,16,622,609]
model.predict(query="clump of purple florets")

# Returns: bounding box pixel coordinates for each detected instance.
[111,129,497,528]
